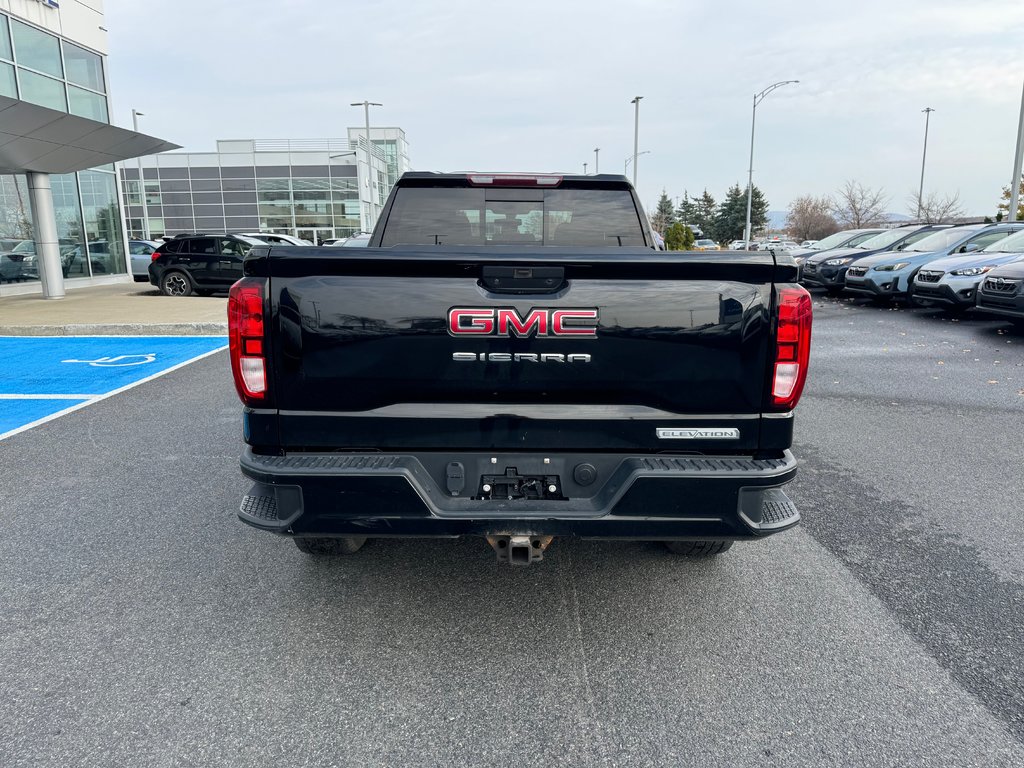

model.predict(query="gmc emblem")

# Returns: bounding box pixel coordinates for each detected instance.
[448,307,599,338]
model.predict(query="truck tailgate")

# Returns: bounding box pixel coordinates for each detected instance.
[253,247,791,453]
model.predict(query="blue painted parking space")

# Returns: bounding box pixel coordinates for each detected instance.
[0,336,227,439]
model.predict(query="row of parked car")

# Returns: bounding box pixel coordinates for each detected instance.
[146,231,371,296]
[780,223,1024,324]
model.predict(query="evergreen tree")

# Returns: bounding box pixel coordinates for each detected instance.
[675,191,696,227]
[650,190,677,233]
[664,221,695,250]
[692,189,717,238]
[711,184,748,243]
[750,184,769,234]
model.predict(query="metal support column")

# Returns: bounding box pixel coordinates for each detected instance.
[26,171,65,300]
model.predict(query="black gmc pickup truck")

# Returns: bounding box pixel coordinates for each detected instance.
[229,172,812,564]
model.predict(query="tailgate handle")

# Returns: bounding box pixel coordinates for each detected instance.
[480,266,565,294]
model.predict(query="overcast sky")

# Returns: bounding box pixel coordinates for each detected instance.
[105,0,1024,216]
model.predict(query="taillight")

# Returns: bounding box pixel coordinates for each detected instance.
[228,278,267,404]
[151,250,162,261]
[771,286,812,411]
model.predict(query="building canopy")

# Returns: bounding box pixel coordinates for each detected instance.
[0,95,179,175]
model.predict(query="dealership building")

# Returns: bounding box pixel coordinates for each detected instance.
[0,0,177,298]
[119,129,411,244]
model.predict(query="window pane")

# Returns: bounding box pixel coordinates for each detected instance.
[0,17,11,62]
[62,41,104,91]
[79,170,126,275]
[52,173,86,277]
[17,68,65,111]
[11,20,62,78]
[67,85,108,122]
[0,62,15,98]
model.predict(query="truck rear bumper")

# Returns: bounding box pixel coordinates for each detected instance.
[238,448,800,540]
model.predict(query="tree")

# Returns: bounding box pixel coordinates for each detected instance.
[664,221,695,250]
[675,191,696,227]
[997,174,1024,221]
[830,180,889,227]
[707,183,769,243]
[711,184,748,243]
[907,190,965,223]
[692,189,717,238]
[786,195,839,241]
[650,189,676,233]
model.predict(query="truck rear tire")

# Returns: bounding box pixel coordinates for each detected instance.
[293,536,367,556]
[663,540,733,556]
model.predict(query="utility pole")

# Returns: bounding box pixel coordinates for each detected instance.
[630,96,643,188]
[350,100,383,232]
[131,109,149,240]
[1010,81,1024,222]
[917,107,935,219]
[594,147,600,174]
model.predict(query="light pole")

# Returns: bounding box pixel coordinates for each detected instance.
[1009,81,1024,222]
[743,80,798,247]
[917,107,935,219]
[625,151,651,175]
[630,96,643,188]
[131,108,150,240]
[583,162,588,174]
[350,100,382,233]
[594,147,600,174]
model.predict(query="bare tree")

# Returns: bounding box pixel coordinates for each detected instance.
[907,190,966,223]
[786,195,839,241]
[829,180,889,227]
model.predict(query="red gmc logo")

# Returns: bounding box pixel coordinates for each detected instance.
[448,307,599,338]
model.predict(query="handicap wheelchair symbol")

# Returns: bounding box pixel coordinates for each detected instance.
[62,354,157,367]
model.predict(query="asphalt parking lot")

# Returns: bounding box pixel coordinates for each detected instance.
[1,296,1022,767]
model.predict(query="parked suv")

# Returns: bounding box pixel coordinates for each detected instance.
[912,228,1024,312]
[975,259,1024,324]
[801,225,946,293]
[844,224,1024,302]
[149,234,264,296]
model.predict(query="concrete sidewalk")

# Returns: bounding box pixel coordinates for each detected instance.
[0,281,228,335]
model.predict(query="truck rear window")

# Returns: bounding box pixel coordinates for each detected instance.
[379,188,646,247]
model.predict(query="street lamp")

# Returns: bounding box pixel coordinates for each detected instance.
[350,100,383,232]
[583,162,588,174]
[743,80,798,247]
[917,107,935,219]
[594,147,600,174]
[131,108,149,240]
[630,96,643,188]
[625,150,651,175]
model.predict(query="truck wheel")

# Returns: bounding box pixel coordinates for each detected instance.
[663,540,733,556]
[293,536,367,556]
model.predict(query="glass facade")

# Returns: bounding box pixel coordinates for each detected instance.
[1,14,107,117]
[0,12,126,287]
[121,161,363,242]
